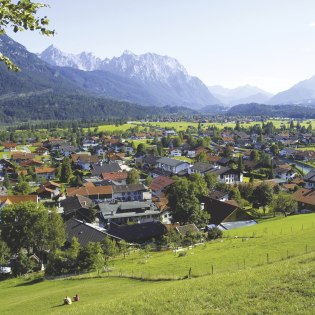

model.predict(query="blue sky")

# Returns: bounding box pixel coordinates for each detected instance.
[6,0,315,93]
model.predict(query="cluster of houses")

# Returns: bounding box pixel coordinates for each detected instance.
[0,121,315,248]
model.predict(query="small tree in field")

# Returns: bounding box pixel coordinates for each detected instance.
[102,237,118,266]
[119,240,128,259]
[271,193,297,217]
[251,182,273,214]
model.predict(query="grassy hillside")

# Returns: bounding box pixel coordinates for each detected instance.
[110,214,315,279]
[0,252,314,315]
[0,214,314,315]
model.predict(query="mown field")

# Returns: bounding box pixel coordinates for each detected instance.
[80,119,315,135]
[84,123,140,133]
[0,252,314,314]
[0,214,314,315]
[110,214,315,279]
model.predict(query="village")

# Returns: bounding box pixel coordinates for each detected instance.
[0,118,315,276]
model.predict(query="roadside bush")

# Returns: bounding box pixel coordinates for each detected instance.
[207,227,223,240]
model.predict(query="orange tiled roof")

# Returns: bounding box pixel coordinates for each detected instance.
[35,167,56,174]
[11,152,36,160]
[2,143,17,148]
[20,159,44,167]
[67,183,113,197]
[292,188,315,206]
[101,172,128,181]
[0,195,38,204]
[150,176,175,192]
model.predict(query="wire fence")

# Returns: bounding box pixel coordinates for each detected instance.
[44,221,315,282]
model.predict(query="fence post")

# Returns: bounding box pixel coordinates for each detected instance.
[266,253,269,264]
[243,258,245,269]
[211,265,214,275]
[305,244,308,253]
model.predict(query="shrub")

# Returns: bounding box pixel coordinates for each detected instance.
[207,227,223,240]
[178,251,187,257]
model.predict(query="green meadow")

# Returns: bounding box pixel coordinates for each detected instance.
[110,213,315,279]
[0,214,314,315]
[134,119,315,132]
[78,119,315,135]
[84,123,138,133]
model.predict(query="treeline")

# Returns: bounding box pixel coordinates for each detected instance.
[228,103,315,118]
[0,92,196,123]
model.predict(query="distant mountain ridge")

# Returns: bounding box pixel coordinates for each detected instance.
[208,84,273,106]
[0,35,198,122]
[39,46,221,108]
[268,75,315,105]
[38,45,102,71]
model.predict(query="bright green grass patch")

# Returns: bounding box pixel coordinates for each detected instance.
[172,156,194,163]
[84,123,139,133]
[0,252,314,315]
[136,119,315,132]
[108,214,315,279]
[129,139,153,148]
[296,146,315,151]
[0,151,11,159]
[0,215,314,315]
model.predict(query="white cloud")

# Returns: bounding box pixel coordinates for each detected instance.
[309,22,315,27]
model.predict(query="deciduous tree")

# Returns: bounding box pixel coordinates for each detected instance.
[127,169,140,184]
[251,182,273,213]
[0,0,54,71]
[271,193,297,217]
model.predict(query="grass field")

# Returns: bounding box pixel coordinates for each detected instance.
[110,214,315,279]
[81,119,315,135]
[0,252,314,314]
[0,214,314,315]
[84,123,140,133]
[296,146,315,151]
[134,119,315,132]
[172,156,194,163]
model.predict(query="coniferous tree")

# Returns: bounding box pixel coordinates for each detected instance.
[60,157,73,183]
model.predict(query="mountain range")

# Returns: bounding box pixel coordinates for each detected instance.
[40,45,315,107]
[267,75,315,105]
[208,85,273,106]
[1,34,315,122]
[0,35,197,122]
[38,45,220,108]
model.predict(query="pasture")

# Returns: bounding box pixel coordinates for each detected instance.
[0,214,314,315]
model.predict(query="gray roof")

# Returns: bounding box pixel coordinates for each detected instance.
[65,218,121,247]
[304,170,315,182]
[208,166,239,176]
[61,195,94,216]
[99,200,159,219]
[191,162,214,173]
[91,162,121,176]
[156,157,188,167]
[112,184,146,194]
[220,220,257,230]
